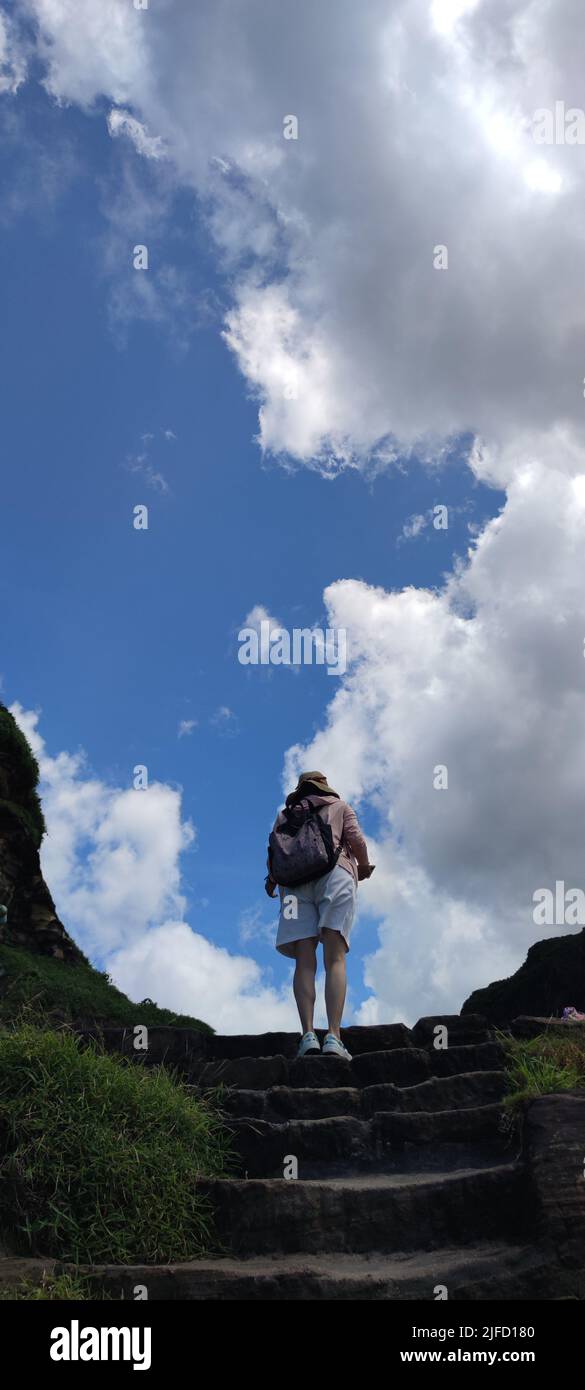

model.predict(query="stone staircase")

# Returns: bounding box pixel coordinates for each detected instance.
[72,1014,563,1300]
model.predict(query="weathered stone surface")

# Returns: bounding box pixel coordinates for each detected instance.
[362,1071,508,1117]
[374,1103,504,1149]
[266,1085,361,1121]
[288,1055,351,1089]
[226,1115,374,1177]
[77,1024,210,1069]
[336,1024,414,1054]
[429,1042,505,1077]
[219,1085,363,1122]
[69,1243,560,1301]
[522,1093,585,1260]
[82,1022,417,1068]
[199,1162,525,1256]
[188,1055,289,1090]
[412,1014,490,1047]
[188,1023,414,1060]
[462,929,585,1022]
[352,1048,430,1088]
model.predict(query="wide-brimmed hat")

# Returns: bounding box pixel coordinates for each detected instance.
[286,770,339,805]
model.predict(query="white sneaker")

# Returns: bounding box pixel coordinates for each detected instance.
[297,1030,321,1057]
[322,1033,352,1060]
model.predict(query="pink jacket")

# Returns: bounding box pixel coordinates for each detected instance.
[269,794,370,886]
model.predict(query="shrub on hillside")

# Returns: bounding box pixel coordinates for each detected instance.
[0,944,213,1031]
[0,1025,230,1264]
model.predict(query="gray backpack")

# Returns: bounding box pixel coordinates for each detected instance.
[268,798,341,887]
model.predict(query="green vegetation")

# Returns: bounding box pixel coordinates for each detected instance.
[0,1024,231,1264]
[0,943,213,1031]
[0,704,45,846]
[500,1026,585,1106]
[0,1271,103,1301]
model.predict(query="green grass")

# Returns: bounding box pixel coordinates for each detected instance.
[0,1024,232,1264]
[0,1272,103,1301]
[0,943,213,1032]
[499,1026,585,1106]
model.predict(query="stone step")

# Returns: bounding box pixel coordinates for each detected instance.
[374,1104,505,1149]
[73,1015,492,1070]
[226,1115,374,1176]
[188,1045,506,1093]
[71,1241,555,1301]
[222,1085,362,1120]
[220,1068,508,1120]
[199,1161,524,1255]
[361,1071,508,1116]
[410,1015,490,1049]
[225,1106,506,1177]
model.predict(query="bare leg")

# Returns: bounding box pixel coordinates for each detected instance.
[322,927,347,1038]
[293,938,317,1034]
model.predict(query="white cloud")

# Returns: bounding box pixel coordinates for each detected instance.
[107,107,165,161]
[400,512,428,542]
[178,719,197,739]
[210,705,239,736]
[0,10,27,93]
[282,456,585,1020]
[9,704,297,1032]
[108,922,299,1035]
[15,0,585,472]
[241,603,283,637]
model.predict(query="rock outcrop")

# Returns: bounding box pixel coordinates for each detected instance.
[461,928,585,1022]
[0,703,83,963]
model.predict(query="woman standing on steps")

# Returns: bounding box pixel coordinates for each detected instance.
[265,771,374,1062]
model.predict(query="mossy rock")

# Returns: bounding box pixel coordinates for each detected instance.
[0,706,45,844]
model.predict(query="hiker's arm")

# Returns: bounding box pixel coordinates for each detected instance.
[343,805,375,878]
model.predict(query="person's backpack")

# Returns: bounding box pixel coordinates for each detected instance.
[268,798,342,887]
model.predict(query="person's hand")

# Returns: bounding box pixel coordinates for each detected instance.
[357,863,375,881]
[265,875,278,898]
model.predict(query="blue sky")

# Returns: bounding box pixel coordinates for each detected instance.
[0,71,503,1023]
[2,0,584,1031]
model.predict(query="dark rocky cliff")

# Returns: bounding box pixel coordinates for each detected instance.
[461,928,585,1022]
[0,703,83,963]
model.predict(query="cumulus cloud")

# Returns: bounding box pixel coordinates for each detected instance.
[108,922,299,1035]
[13,0,585,471]
[9,705,296,1032]
[283,459,585,1018]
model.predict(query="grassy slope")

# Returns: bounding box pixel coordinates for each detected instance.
[0,943,213,1032]
[500,1026,585,1105]
[0,1024,230,1264]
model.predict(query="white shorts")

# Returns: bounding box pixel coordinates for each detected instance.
[275,863,356,958]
